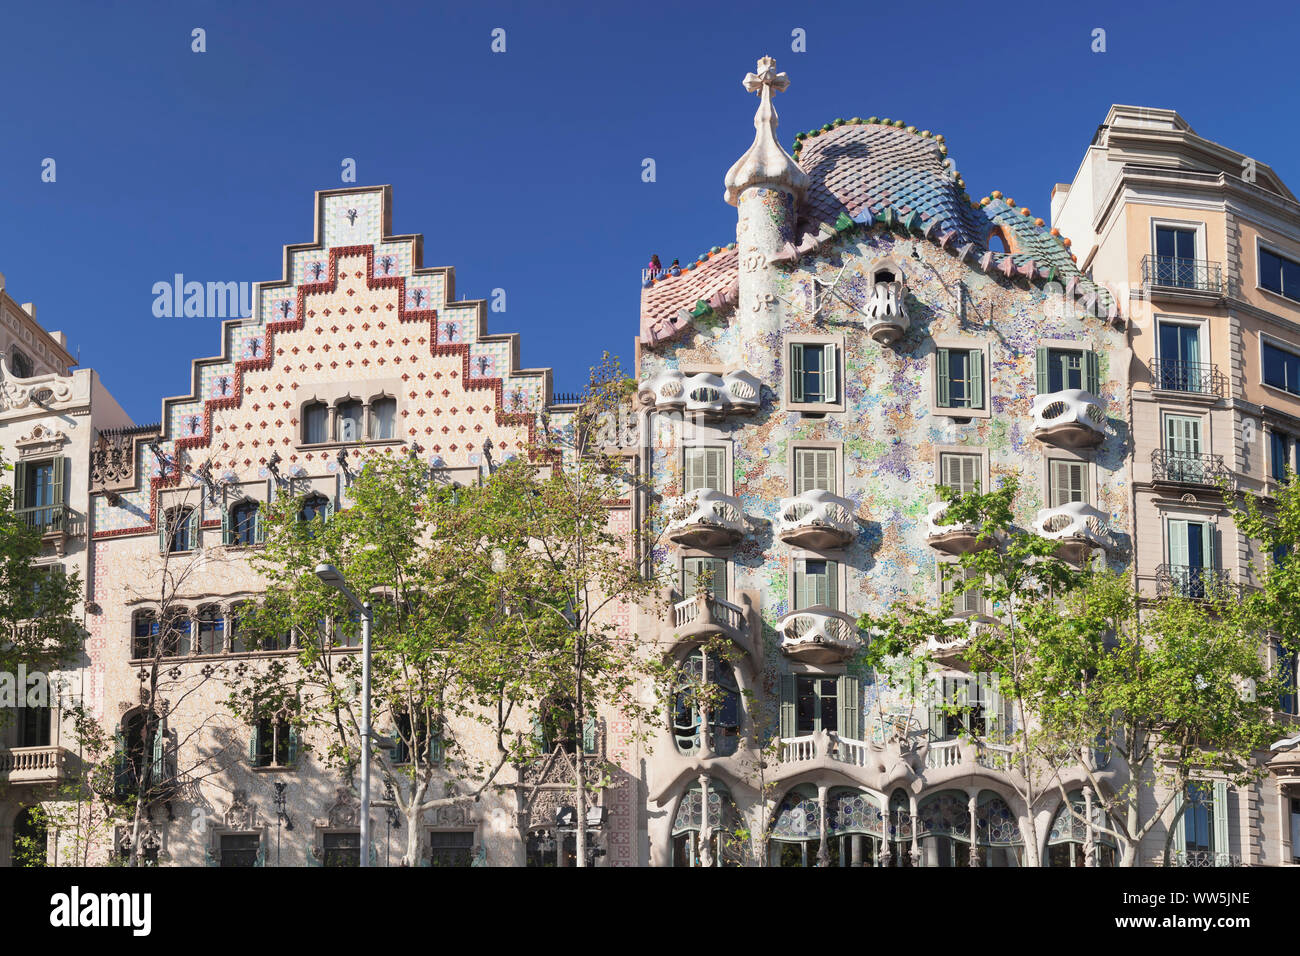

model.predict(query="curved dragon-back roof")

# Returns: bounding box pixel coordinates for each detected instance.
[641,117,1114,346]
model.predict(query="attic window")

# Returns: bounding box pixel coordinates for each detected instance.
[987,228,1013,255]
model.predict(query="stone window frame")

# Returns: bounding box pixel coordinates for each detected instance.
[425,804,482,867]
[1254,235,1300,308]
[929,336,993,421]
[933,444,989,497]
[295,379,406,451]
[127,596,298,662]
[677,549,730,601]
[1039,448,1095,509]
[680,439,733,497]
[783,332,846,415]
[1148,216,1209,269]
[787,549,848,612]
[788,440,843,497]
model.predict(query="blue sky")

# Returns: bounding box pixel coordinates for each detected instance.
[2,0,1297,423]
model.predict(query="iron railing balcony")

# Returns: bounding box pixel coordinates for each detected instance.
[1141,255,1224,295]
[14,504,69,534]
[1155,564,1236,600]
[1150,449,1229,485]
[1149,359,1226,397]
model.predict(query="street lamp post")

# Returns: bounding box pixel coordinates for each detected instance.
[315,563,373,867]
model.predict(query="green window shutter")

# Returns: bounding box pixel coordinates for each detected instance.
[254,507,265,544]
[158,515,168,554]
[1085,350,1100,395]
[790,344,805,403]
[928,677,946,740]
[287,724,300,766]
[249,725,260,764]
[1172,788,1187,855]
[779,675,796,739]
[151,727,166,784]
[113,729,128,795]
[430,723,444,764]
[794,449,810,495]
[704,448,724,492]
[793,560,806,610]
[837,675,859,740]
[530,714,546,753]
[826,560,839,610]
[1201,522,1215,570]
[1168,520,1190,568]
[823,344,838,403]
[1035,347,1050,394]
[221,507,231,546]
[324,498,335,521]
[936,349,951,407]
[52,457,67,506]
[13,461,27,510]
[1212,781,1229,863]
[969,350,984,409]
[582,716,598,754]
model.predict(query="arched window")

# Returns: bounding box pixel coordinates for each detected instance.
[370,397,396,440]
[197,605,225,655]
[11,807,46,867]
[336,400,363,442]
[918,790,973,866]
[9,348,34,379]
[160,609,192,657]
[532,697,598,757]
[826,787,886,866]
[302,402,328,444]
[299,493,331,534]
[132,610,159,660]
[115,710,169,800]
[161,506,197,553]
[987,226,1014,255]
[1048,790,1117,867]
[671,781,741,867]
[975,791,1024,867]
[225,499,262,547]
[671,649,741,756]
[229,603,246,653]
[770,784,822,867]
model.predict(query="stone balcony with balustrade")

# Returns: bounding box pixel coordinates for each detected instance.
[638,369,761,418]
[0,745,72,785]
[777,605,863,665]
[772,729,1019,788]
[776,489,858,549]
[664,489,749,548]
[864,280,910,345]
[1032,501,1112,563]
[670,591,759,672]
[1030,389,1107,448]
[925,500,988,555]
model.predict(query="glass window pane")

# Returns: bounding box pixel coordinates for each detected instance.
[370,398,396,440]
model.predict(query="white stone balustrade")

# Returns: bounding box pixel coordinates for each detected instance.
[1033,501,1111,558]
[923,738,1016,771]
[778,605,863,664]
[0,746,69,784]
[1030,389,1107,447]
[864,280,910,344]
[776,489,858,548]
[639,369,761,417]
[925,740,962,770]
[664,488,749,548]
[777,730,871,768]
[673,593,746,635]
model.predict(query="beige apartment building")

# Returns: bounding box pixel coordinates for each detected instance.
[1053,105,1300,865]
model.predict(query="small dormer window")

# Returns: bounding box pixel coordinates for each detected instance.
[10,348,33,378]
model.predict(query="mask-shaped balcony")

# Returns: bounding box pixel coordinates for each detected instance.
[778,605,864,665]
[1032,501,1111,563]
[638,369,761,418]
[664,489,749,548]
[865,280,911,345]
[1030,389,1107,448]
[926,614,997,668]
[670,592,758,669]
[925,500,989,555]
[776,489,858,550]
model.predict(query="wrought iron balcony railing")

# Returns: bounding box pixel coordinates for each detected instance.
[14,504,69,534]
[1155,564,1235,600]
[1141,255,1224,295]
[1149,359,1226,397]
[1150,449,1228,485]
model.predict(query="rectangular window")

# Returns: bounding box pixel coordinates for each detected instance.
[938,453,980,496]
[682,557,726,599]
[1048,460,1089,507]
[1155,226,1198,287]
[928,674,1007,742]
[429,831,475,868]
[793,448,837,495]
[1168,518,1214,597]
[1163,414,1204,482]
[1277,642,1297,717]
[1184,782,1215,854]
[17,704,50,748]
[1271,431,1295,483]
[13,458,66,532]
[251,718,295,768]
[789,342,838,405]
[219,834,261,868]
[940,564,985,615]
[1260,247,1300,303]
[321,831,361,867]
[1156,322,1203,391]
[1264,342,1300,396]
[683,447,726,494]
[793,558,838,610]
[795,676,838,735]
[936,348,984,410]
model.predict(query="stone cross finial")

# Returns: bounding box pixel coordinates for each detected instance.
[723,55,808,206]
[742,56,789,98]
